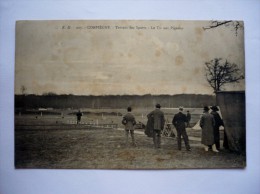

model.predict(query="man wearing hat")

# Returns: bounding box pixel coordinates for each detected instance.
[172,106,191,151]
[200,106,218,152]
[147,103,165,148]
[210,106,224,150]
[122,107,137,147]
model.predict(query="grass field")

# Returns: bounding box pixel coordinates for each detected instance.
[15,110,246,169]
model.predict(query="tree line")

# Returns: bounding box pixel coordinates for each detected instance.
[15,94,215,110]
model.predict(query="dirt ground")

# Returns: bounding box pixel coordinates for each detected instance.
[15,118,246,169]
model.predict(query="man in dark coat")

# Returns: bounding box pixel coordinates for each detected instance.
[76,110,82,124]
[186,110,191,128]
[210,106,224,150]
[122,107,137,147]
[147,104,165,148]
[172,107,191,151]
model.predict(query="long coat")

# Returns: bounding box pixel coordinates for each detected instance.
[122,113,136,130]
[145,114,154,137]
[147,109,165,130]
[200,112,215,145]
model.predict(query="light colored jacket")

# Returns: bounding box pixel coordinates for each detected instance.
[200,112,215,145]
[122,113,136,130]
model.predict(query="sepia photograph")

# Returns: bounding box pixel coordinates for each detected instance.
[15,20,246,169]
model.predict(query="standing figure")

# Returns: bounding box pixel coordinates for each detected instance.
[172,107,191,151]
[210,106,224,150]
[122,107,137,147]
[200,106,219,152]
[76,110,82,124]
[145,113,154,138]
[186,110,191,128]
[147,104,165,149]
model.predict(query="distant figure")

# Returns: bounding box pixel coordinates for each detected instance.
[76,110,82,124]
[163,119,176,138]
[172,107,191,151]
[186,110,191,128]
[145,113,154,138]
[122,107,137,147]
[210,106,224,150]
[147,104,165,149]
[200,106,218,152]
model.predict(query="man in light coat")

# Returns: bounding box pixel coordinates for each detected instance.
[147,104,165,148]
[200,106,218,152]
[122,107,137,147]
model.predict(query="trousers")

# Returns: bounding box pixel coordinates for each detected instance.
[153,129,161,148]
[176,128,191,150]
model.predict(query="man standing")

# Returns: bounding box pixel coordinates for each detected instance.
[210,106,224,150]
[147,104,165,149]
[200,106,218,152]
[122,107,137,147]
[172,107,191,151]
[186,110,191,128]
[76,110,82,124]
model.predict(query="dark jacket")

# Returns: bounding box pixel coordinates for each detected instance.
[172,112,187,130]
[145,114,154,137]
[210,111,224,128]
[76,112,82,119]
[186,112,191,121]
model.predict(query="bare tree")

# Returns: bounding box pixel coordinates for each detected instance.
[205,58,244,93]
[203,20,243,36]
[20,85,27,95]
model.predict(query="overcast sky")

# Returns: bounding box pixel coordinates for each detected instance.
[15,20,245,95]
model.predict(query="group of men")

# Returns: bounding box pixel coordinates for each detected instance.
[122,104,223,152]
[200,106,224,152]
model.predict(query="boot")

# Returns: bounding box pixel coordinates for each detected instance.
[204,145,209,152]
[212,144,219,152]
[132,137,137,147]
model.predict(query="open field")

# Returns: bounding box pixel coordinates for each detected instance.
[16,107,203,127]
[15,113,246,169]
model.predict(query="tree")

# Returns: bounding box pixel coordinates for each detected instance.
[205,58,244,93]
[203,20,243,36]
[20,85,27,95]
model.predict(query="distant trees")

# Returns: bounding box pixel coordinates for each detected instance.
[42,92,57,96]
[15,94,216,109]
[205,58,244,93]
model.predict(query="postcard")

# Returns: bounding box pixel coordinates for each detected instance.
[15,20,245,169]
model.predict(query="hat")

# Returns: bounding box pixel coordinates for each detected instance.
[210,106,219,111]
[203,106,209,111]
[156,103,161,108]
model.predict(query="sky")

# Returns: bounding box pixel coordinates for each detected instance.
[15,20,245,95]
